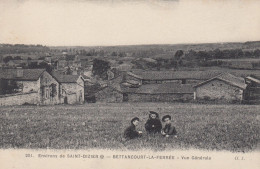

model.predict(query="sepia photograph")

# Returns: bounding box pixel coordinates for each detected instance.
[0,0,260,169]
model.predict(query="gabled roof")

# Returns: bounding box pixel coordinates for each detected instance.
[246,76,260,84]
[96,85,123,94]
[51,72,81,83]
[127,72,143,79]
[128,70,223,81]
[194,73,247,89]
[131,83,194,94]
[0,68,45,81]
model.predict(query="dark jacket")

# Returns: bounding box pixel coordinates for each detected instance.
[162,123,177,136]
[124,124,140,140]
[145,116,162,134]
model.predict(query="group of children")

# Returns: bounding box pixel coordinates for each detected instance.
[123,111,177,140]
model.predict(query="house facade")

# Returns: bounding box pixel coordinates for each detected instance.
[52,73,85,104]
[194,73,247,103]
[0,69,61,105]
[39,70,61,105]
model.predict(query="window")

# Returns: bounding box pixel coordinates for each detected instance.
[45,88,49,99]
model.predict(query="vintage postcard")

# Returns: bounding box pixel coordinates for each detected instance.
[0,0,259,169]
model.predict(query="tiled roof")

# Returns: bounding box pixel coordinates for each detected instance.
[128,70,223,80]
[131,83,194,94]
[194,73,247,89]
[129,69,260,81]
[51,72,80,83]
[0,68,45,81]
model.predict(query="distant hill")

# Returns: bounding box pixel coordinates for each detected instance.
[49,41,260,53]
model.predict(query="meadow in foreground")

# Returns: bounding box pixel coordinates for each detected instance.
[0,103,259,152]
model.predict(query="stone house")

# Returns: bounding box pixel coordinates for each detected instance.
[52,73,85,104]
[0,68,61,105]
[194,73,247,103]
[123,83,194,102]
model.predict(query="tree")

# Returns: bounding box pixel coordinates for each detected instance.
[0,79,20,94]
[14,56,22,60]
[174,50,184,60]
[92,59,110,80]
[111,52,118,56]
[28,62,38,69]
[3,56,13,63]
[38,62,53,73]
[65,67,73,75]
[39,56,45,60]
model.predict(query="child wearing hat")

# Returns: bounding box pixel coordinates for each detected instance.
[123,117,142,140]
[161,115,177,138]
[145,111,162,134]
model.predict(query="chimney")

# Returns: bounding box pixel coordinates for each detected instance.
[16,67,23,78]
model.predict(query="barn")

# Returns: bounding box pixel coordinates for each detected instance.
[123,83,194,102]
[125,70,222,85]
[194,73,247,103]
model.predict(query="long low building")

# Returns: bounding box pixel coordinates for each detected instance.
[122,83,194,102]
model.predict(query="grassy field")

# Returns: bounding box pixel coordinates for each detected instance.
[0,103,259,152]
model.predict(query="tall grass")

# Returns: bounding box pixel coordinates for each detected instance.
[0,103,259,152]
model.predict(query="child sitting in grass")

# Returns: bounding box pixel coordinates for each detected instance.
[161,115,177,138]
[123,117,142,140]
[145,111,162,134]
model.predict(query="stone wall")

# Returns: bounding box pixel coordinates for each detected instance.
[0,92,39,106]
[95,87,123,103]
[195,79,244,103]
[18,80,40,93]
[127,93,193,102]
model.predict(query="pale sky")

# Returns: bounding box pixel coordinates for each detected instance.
[0,0,259,46]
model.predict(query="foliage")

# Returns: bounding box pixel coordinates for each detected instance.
[0,80,20,95]
[38,62,53,73]
[3,56,13,63]
[13,56,22,60]
[38,56,45,60]
[0,44,50,54]
[92,59,110,80]
[65,67,73,75]
[174,50,184,60]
